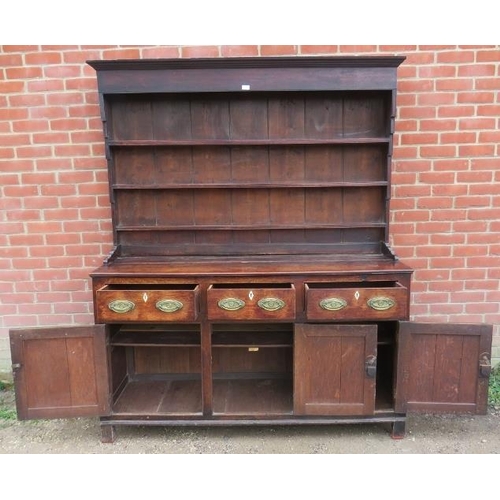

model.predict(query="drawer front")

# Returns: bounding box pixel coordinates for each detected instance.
[207,286,296,321]
[96,287,199,323]
[306,284,408,321]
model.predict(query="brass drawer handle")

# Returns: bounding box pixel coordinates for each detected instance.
[156,299,184,313]
[320,297,347,311]
[258,297,285,311]
[108,299,135,314]
[367,296,395,311]
[218,297,245,311]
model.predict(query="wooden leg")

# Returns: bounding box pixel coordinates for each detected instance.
[101,424,116,443]
[391,419,406,439]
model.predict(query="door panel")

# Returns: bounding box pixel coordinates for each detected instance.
[395,322,492,414]
[294,324,377,416]
[9,325,110,420]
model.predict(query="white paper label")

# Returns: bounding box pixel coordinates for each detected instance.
[241,84,250,90]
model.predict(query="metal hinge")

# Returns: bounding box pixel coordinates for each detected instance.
[479,353,491,378]
[365,355,377,378]
[11,363,21,377]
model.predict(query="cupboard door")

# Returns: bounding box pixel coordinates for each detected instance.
[395,322,492,414]
[9,325,110,420]
[294,324,377,416]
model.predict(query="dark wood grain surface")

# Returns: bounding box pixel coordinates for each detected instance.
[10,326,109,419]
[395,322,492,414]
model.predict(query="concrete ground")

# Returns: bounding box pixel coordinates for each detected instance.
[0,388,499,453]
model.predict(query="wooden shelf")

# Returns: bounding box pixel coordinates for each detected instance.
[116,222,387,232]
[112,325,199,346]
[112,379,202,415]
[112,331,199,346]
[109,138,390,147]
[117,241,387,258]
[212,331,292,348]
[212,378,293,415]
[113,181,389,190]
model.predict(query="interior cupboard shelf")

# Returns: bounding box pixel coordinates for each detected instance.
[112,379,202,415]
[212,331,292,347]
[212,379,293,415]
[112,325,200,346]
[111,331,200,346]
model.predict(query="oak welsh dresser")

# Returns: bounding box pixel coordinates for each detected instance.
[9,57,493,442]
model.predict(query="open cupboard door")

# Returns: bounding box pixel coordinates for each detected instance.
[9,325,110,420]
[395,322,492,414]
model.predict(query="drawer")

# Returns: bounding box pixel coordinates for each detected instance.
[207,284,296,321]
[305,282,408,321]
[95,284,199,323]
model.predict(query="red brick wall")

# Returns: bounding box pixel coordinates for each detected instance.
[1,45,499,370]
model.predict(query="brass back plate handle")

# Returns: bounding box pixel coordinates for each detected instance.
[108,299,136,313]
[367,296,395,311]
[258,297,285,311]
[156,299,184,313]
[320,297,348,311]
[218,298,245,311]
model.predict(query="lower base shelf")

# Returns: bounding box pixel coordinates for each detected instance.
[111,377,396,419]
[112,377,293,416]
[113,379,202,415]
[105,377,405,443]
[213,378,293,415]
